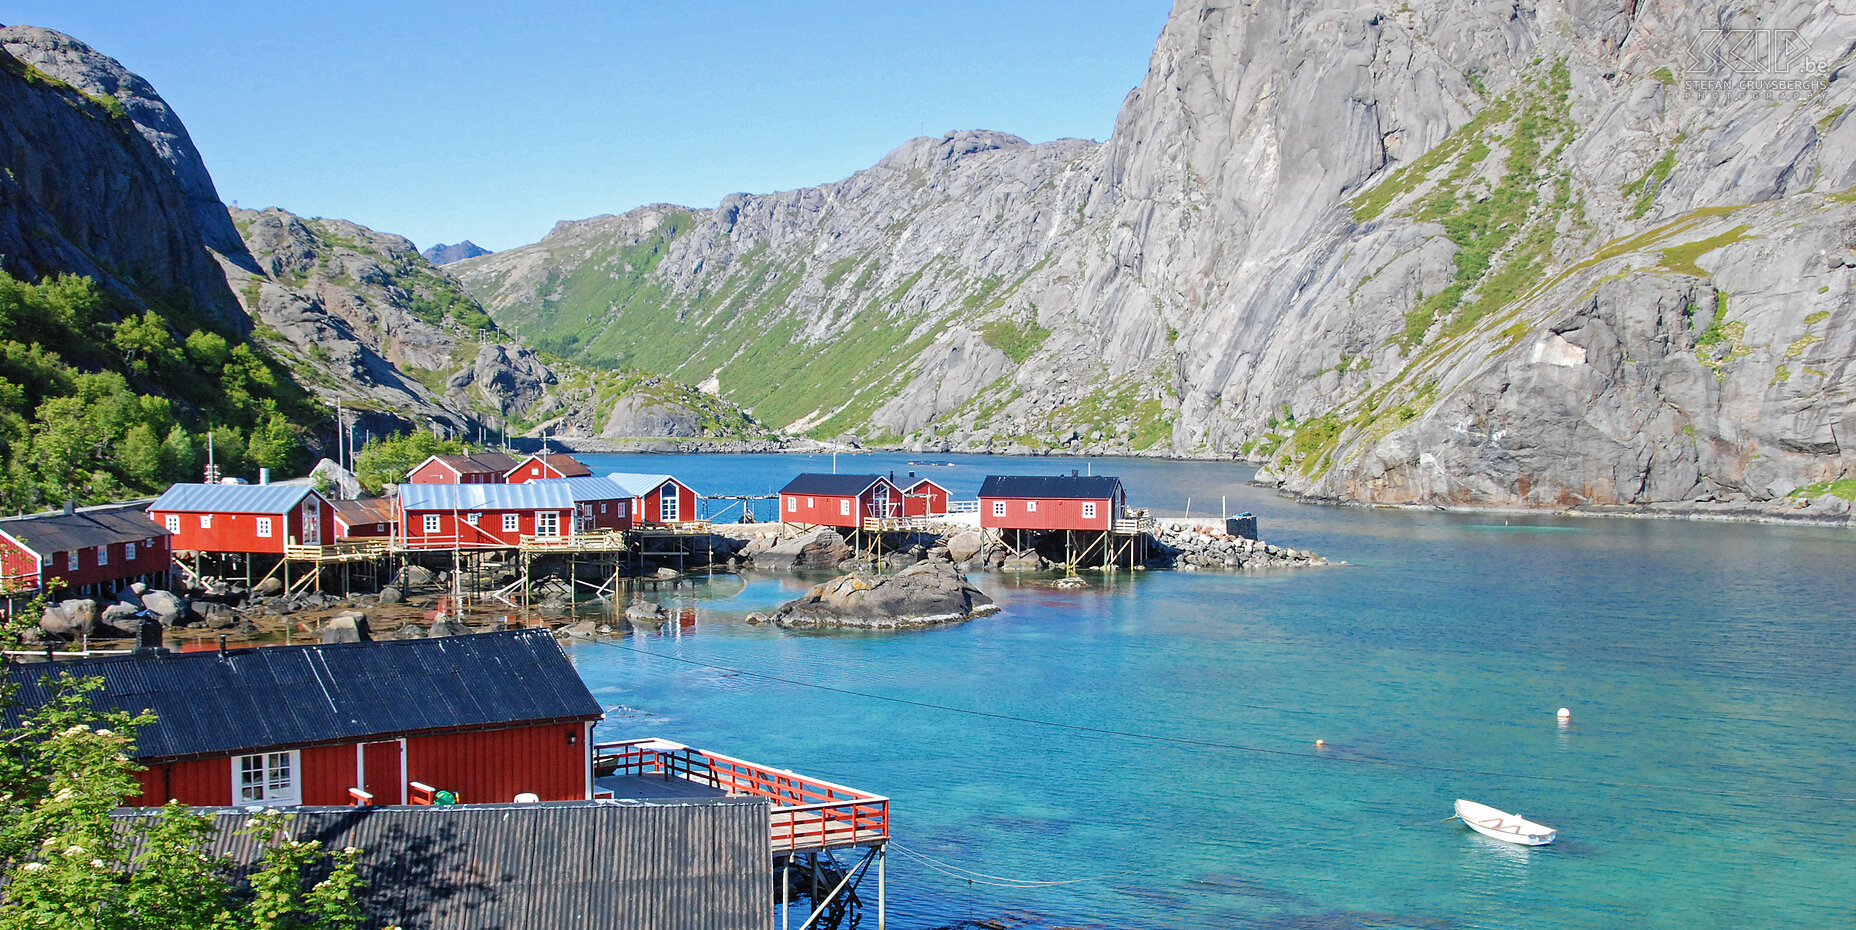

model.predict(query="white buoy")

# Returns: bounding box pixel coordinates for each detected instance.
[1314,739,1325,747]
[1557,707,1571,720]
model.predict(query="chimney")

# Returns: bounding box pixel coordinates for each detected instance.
[62,500,75,516]
[258,468,270,485]
[134,618,169,656]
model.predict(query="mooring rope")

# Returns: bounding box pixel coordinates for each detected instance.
[595,640,1856,804]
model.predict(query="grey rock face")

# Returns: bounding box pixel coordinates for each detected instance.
[460,1,1856,520]
[755,529,851,572]
[422,241,490,265]
[602,394,702,438]
[0,26,247,329]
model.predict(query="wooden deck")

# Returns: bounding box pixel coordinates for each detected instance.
[594,739,889,853]
[633,521,713,536]
[283,540,394,562]
[860,515,931,533]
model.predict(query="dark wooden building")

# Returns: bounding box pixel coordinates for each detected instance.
[5,629,604,807]
[0,503,173,598]
[329,498,396,539]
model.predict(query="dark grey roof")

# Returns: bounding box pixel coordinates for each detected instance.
[0,504,167,557]
[977,474,1124,500]
[4,630,602,761]
[427,452,521,476]
[779,473,885,496]
[113,799,770,930]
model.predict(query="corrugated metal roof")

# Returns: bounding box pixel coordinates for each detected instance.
[608,472,701,497]
[329,498,395,525]
[977,474,1124,500]
[779,473,885,497]
[530,475,633,503]
[429,452,521,475]
[4,630,602,761]
[398,482,576,512]
[0,504,168,557]
[113,799,771,930]
[150,483,316,515]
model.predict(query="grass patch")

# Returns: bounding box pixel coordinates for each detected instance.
[978,318,1051,364]
[1659,226,1750,276]
[1788,479,1856,500]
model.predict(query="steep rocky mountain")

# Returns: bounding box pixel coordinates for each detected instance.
[460,0,1856,520]
[422,241,491,265]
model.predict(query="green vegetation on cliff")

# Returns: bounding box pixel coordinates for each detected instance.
[0,271,323,511]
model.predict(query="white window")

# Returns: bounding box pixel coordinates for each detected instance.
[991,501,1006,517]
[787,497,797,512]
[661,485,679,521]
[1083,502,1097,519]
[96,546,107,566]
[164,515,180,534]
[599,503,607,514]
[466,513,480,526]
[530,467,540,477]
[234,751,298,806]
[67,551,79,572]
[256,517,273,538]
[1026,501,1037,512]
[536,511,560,538]
[423,514,440,534]
[41,553,51,566]
[376,523,386,532]
[125,542,136,561]
[503,513,519,533]
[839,499,851,516]
[199,514,212,529]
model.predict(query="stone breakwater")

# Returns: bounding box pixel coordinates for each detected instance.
[697,519,1330,574]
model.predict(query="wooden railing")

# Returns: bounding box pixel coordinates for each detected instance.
[634,521,713,535]
[518,531,626,552]
[594,739,888,852]
[284,539,393,561]
[861,515,930,533]
[947,500,980,514]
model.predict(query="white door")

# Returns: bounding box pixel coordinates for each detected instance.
[300,499,321,545]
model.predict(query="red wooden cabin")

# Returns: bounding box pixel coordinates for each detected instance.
[505,452,592,483]
[978,474,1125,531]
[901,477,950,517]
[529,476,634,532]
[405,452,520,485]
[0,503,173,598]
[148,484,335,555]
[329,498,396,539]
[778,474,903,529]
[609,472,700,526]
[397,482,576,549]
[4,630,604,807]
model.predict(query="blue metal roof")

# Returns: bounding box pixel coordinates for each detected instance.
[977,474,1124,500]
[607,472,698,497]
[149,483,317,514]
[3,630,603,761]
[529,475,634,503]
[778,473,886,497]
[398,482,576,511]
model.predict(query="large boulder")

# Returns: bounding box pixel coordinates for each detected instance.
[428,617,470,637]
[945,531,984,563]
[624,599,668,630]
[755,530,850,572]
[771,561,998,630]
[252,576,285,598]
[319,612,372,644]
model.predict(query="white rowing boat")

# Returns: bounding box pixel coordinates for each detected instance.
[1454,799,1557,846]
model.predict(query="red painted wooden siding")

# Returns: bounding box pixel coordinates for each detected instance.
[335,519,392,538]
[780,480,902,529]
[979,496,1114,531]
[1,533,172,594]
[902,482,949,517]
[152,498,334,555]
[574,499,632,532]
[405,725,588,803]
[362,740,403,804]
[133,757,231,806]
[400,508,573,549]
[406,460,504,484]
[636,482,697,524]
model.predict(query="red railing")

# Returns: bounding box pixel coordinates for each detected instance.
[594,739,888,852]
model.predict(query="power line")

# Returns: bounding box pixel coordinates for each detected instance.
[596,640,1856,805]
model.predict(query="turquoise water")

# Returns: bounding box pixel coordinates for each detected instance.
[568,452,1856,929]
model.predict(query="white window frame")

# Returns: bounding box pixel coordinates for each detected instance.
[164,515,180,534]
[1026,500,1037,512]
[96,546,108,566]
[466,512,480,526]
[839,499,851,517]
[503,513,520,533]
[536,510,561,538]
[1083,502,1097,519]
[423,514,441,534]
[256,517,273,538]
[125,542,136,561]
[991,501,1006,517]
[199,514,212,529]
[67,551,79,572]
[599,502,608,514]
[233,750,299,806]
[787,497,797,512]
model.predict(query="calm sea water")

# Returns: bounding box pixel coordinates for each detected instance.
[568,451,1856,929]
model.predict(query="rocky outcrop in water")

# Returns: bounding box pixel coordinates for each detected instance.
[459,1,1856,522]
[770,561,998,630]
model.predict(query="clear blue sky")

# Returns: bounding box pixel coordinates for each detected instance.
[7,1,1172,252]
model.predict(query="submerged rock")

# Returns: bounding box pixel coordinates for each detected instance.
[771,561,998,630]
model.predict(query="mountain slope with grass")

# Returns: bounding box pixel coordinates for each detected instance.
[460,1,1856,520]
